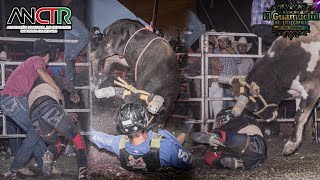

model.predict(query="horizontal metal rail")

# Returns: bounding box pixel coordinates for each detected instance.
[0,86,90,90]
[181,75,203,79]
[177,97,236,102]
[0,37,78,43]
[177,98,203,102]
[170,114,189,119]
[177,53,264,59]
[178,97,299,102]
[184,118,320,124]
[206,97,236,101]
[64,109,91,113]
[0,61,90,66]
[185,120,204,124]
[205,32,259,37]
[176,53,201,57]
[207,54,264,58]
[0,134,26,138]
[75,86,90,90]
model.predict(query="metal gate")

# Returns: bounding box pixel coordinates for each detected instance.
[0,37,92,138]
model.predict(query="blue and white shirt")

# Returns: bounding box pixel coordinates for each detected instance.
[214,48,241,76]
[89,129,193,170]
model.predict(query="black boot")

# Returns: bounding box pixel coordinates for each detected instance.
[42,150,54,176]
[78,167,88,180]
[76,149,88,179]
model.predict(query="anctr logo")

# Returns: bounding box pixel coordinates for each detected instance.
[6,7,72,34]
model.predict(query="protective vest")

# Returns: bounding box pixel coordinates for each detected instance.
[119,133,162,172]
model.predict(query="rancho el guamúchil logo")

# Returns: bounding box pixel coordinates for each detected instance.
[263,2,320,39]
[6,7,72,34]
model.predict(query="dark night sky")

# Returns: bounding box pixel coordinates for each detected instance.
[195,0,289,32]
[196,0,253,33]
[1,0,87,57]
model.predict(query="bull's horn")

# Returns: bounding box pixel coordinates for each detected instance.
[232,95,249,116]
[218,75,235,85]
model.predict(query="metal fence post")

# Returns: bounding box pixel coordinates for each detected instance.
[200,35,205,132]
[204,33,209,132]
[88,42,93,127]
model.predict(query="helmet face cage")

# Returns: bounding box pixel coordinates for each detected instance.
[117,102,149,135]
[216,107,235,128]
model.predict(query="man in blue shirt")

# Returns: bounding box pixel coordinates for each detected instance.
[89,102,192,172]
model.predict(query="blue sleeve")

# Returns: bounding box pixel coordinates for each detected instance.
[88,128,124,157]
[158,130,193,170]
[159,141,193,170]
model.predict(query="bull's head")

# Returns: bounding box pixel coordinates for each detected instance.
[220,76,279,121]
[98,19,144,61]
[245,95,279,122]
[90,19,144,87]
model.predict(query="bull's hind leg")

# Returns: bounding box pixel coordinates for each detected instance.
[283,91,319,155]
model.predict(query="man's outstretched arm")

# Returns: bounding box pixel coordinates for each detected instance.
[88,127,124,157]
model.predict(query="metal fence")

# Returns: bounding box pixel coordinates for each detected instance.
[0,37,92,138]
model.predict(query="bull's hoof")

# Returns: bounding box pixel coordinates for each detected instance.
[282,140,299,156]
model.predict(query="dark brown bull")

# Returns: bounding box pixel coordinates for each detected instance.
[88,19,180,175]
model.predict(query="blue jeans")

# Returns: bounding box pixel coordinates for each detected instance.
[185,10,206,48]
[64,16,89,81]
[0,117,22,156]
[0,94,47,171]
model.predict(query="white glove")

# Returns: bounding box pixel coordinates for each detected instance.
[218,75,234,85]
[95,87,115,98]
[94,87,124,98]
[232,95,249,116]
[147,95,164,114]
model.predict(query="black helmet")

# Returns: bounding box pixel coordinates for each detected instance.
[117,102,148,135]
[216,107,235,128]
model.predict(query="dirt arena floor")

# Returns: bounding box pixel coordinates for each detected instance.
[0,155,78,180]
[1,120,320,179]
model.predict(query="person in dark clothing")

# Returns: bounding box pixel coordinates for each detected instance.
[191,107,267,170]
[28,76,88,179]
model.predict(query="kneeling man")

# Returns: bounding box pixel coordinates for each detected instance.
[192,107,266,170]
[28,76,88,179]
